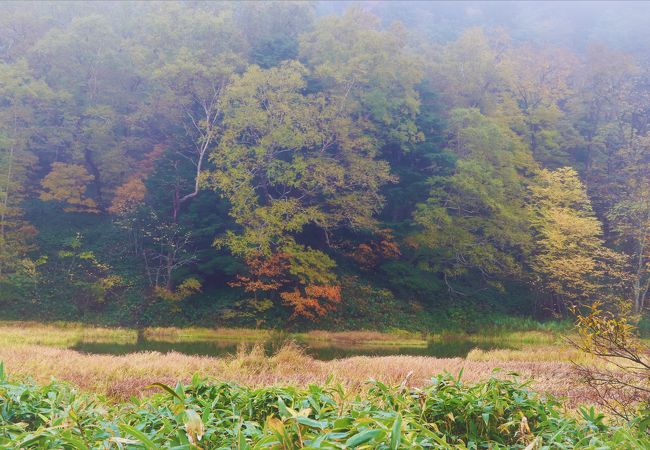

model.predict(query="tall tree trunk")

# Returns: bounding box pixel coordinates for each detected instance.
[0,112,17,278]
[84,148,103,210]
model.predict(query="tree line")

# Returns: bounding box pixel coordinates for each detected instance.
[1,1,649,325]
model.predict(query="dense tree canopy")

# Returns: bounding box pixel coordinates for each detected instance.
[1,1,649,328]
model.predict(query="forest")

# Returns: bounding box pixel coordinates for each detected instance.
[1,0,650,332]
[3,2,650,448]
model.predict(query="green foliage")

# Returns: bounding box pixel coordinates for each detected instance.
[3,1,650,328]
[414,109,534,281]
[235,2,315,69]
[0,60,56,276]
[299,7,423,149]
[209,60,396,256]
[45,233,124,310]
[0,371,647,448]
[380,260,443,299]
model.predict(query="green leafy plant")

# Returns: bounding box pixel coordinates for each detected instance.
[1,367,647,449]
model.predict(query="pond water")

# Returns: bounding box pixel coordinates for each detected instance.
[72,336,515,360]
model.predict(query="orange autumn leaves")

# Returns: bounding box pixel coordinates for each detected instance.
[109,145,165,216]
[230,252,341,321]
[230,253,289,293]
[280,285,341,322]
[350,229,401,270]
[108,177,146,216]
[227,230,403,321]
[40,146,165,215]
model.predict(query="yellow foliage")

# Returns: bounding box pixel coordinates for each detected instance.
[530,167,627,303]
[155,278,202,302]
[40,162,98,213]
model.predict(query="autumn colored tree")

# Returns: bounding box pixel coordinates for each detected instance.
[108,145,165,261]
[109,147,201,292]
[231,250,341,321]
[108,177,147,218]
[350,229,401,271]
[29,15,138,207]
[570,302,649,421]
[3,1,650,327]
[40,163,98,213]
[230,252,290,296]
[529,167,627,311]
[109,144,165,217]
[111,5,249,294]
[608,134,650,312]
[208,61,400,319]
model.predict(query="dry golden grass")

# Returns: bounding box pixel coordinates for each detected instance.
[0,321,604,407]
[0,321,134,347]
[143,326,272,342]
[466,345,595,364]
[0,341,599,406]
[301,329,424,345]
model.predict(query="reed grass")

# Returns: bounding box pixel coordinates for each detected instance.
[0,321,606,407]
[0,341,602,406]
[466,345,594,364]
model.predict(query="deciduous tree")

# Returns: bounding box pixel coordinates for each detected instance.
[414,108,534,291]
[209,61,397,318]
[40,163,98,213]
[608,134,650,312]
[530,167,626,311]
[0,61,53,276]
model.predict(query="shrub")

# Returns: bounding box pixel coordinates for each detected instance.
[0,364,648,449]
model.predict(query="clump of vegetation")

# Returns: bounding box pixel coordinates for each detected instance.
[570,302,650,425]
[0,363,647,449]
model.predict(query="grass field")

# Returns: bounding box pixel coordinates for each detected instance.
[0,321,596,406]
[2,322,648,448]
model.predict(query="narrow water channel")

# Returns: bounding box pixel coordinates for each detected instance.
[72,337,515,360]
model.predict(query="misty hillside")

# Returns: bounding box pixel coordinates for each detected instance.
[1,1,649,331]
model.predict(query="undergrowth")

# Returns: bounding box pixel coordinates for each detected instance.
[0,363,647,449]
